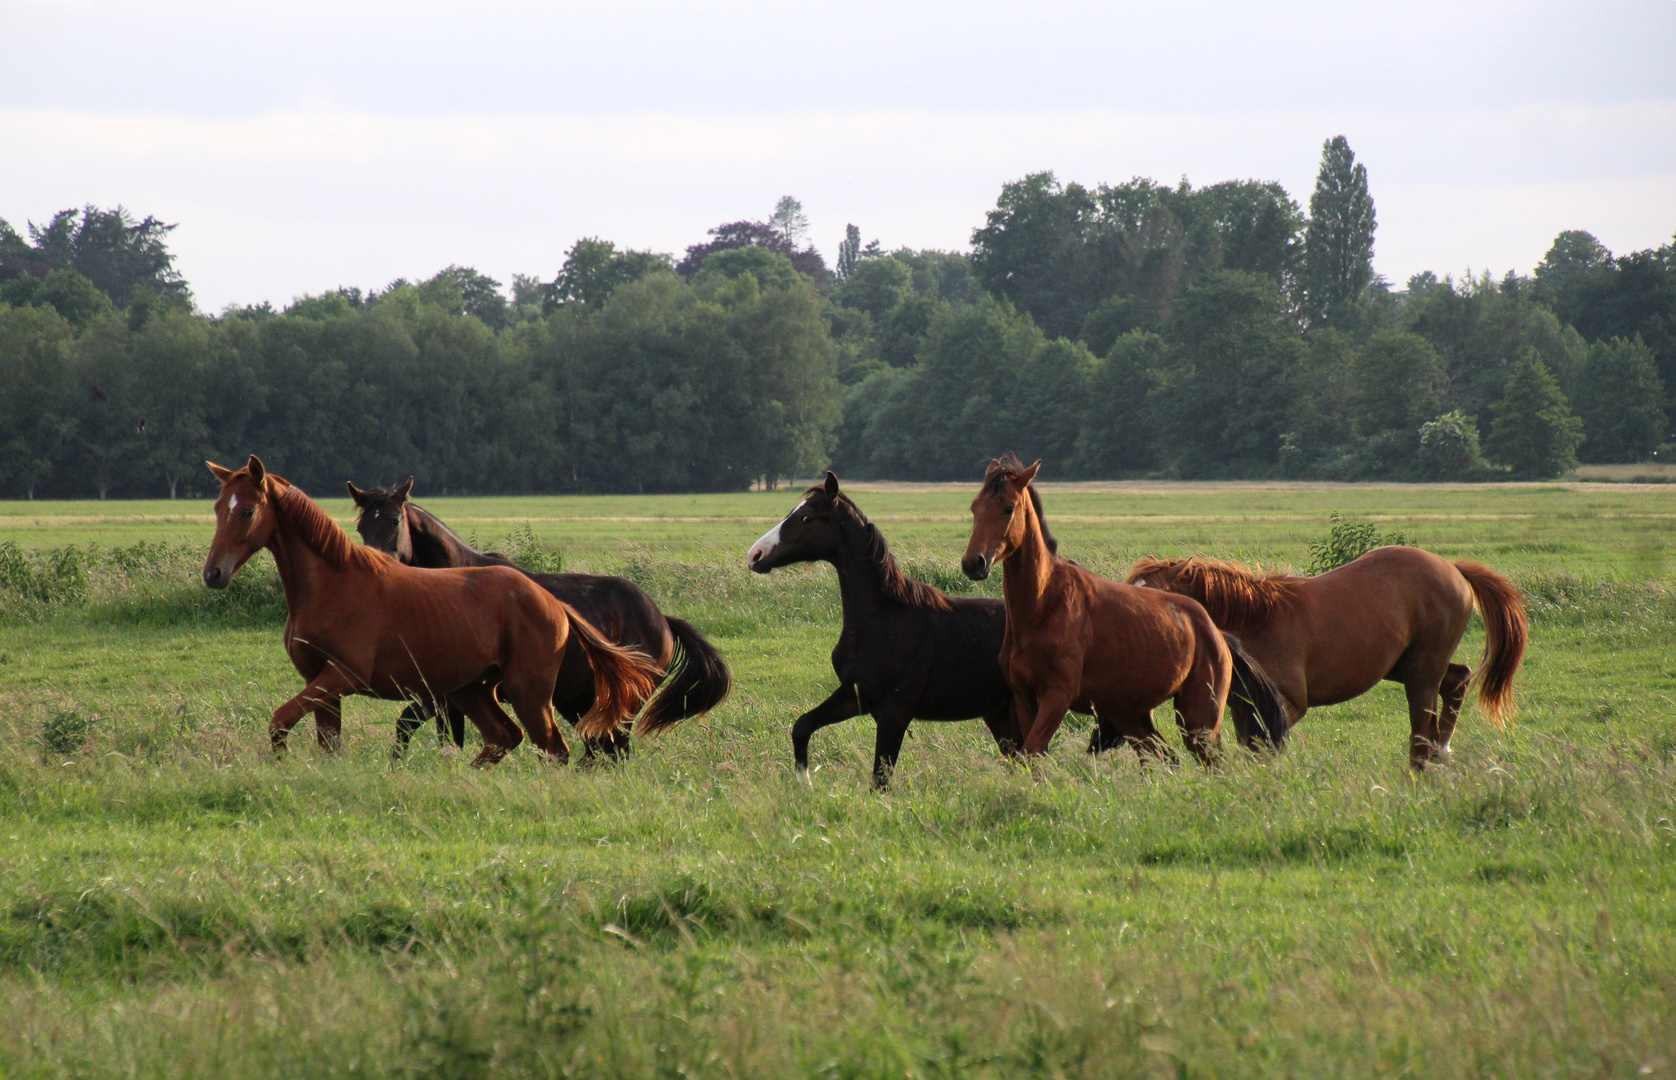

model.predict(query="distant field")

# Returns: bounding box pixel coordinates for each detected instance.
[0,482,1673,1077]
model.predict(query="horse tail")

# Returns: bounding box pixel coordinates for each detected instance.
[1455,561,1528,725]
[636,617,733,736]
[1220,631,1289,750]
[566,609,664,741]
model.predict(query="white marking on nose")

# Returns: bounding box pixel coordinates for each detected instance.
[747,499,806,568]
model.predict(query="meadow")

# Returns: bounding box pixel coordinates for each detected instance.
[0,480,1673,1078]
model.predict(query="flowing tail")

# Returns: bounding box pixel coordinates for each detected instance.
[1222,631,1290,750]
[564,608,664,740]
[636,617,732,736]
[1454,561,1528,725]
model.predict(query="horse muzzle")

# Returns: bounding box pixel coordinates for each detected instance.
[202,558,237,589]
[961,552,993,582]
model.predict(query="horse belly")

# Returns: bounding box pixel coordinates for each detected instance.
[1078,612,1195,714]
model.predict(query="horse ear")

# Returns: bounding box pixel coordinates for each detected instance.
[206,461,233,484]
[1018,460,1042,486]
[823,471,839,500]
[346,481,370,506]
[393,476,414,502]
[247,455,267,488]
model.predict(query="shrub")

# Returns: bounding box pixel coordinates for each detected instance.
[1304,512,1412,575]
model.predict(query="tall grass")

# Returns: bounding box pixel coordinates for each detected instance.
[1,513,1674,1076]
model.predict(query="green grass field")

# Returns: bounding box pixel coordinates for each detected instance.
[1,480,1673,1078]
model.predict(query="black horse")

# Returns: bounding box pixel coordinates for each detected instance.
[349,479,731,755]
[747,471,1022,788]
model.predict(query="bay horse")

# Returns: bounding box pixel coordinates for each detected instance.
[962,456,1286,762]
[746,471,1022,788]
[1125,547,1527,768]
[347,479,731,755]
[202,456,661,766]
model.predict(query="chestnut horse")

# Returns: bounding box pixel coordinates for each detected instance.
[962,456,1285,761]
[348,478,731,755]
[201,456,660,766]
[1125,548,1527,768]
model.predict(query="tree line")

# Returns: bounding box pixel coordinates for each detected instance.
[1,145,1672,499]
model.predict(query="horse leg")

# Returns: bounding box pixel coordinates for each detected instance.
[981,703,1023,757]
[500,675,570,766]
[791,685,863,778]
[447,683,525,768]
[445,703,467,748]
[870,704,913,790]
[314,697,343,752]
[1405,673,1447,771]
[269,666,360,754]
[1092,711,1177,765]
[1433,662,1472,763]
[1020,688,1074,755]
[393,702,426,758]
[1171,684,1225,767]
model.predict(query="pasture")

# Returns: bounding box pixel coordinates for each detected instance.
[0,480,1673,1078]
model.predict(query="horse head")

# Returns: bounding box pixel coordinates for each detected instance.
[348,477,414,563]
[962,455,1040,581]
[203,455,281,589]
[747,471,845,573]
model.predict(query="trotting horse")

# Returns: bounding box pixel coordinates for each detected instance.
[1125,548,1527,768]
[348,478,731,755]
[202,456,661,766]
[962,455,1286,761]
[747,471,1022,788]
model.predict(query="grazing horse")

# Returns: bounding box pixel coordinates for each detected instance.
[347,479,731,754]
[962,456,1285,762]
[1125,548,1527,768]
[202,456,660,766]
[746,471,1022,787]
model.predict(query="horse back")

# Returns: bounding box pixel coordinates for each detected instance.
[523,571,674,666]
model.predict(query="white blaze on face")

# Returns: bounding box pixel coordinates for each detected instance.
[747,499,807,568]
[228,495,239,515]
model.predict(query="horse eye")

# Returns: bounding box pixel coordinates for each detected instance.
[242,508,255,519]
[1002,505,1014,517]
[801,515,811,523]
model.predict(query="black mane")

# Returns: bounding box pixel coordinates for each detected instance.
[805,485,952,611]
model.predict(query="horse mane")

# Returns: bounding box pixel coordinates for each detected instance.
[808,484,952,611]
[404,503,515,567]
[1125,556,1296,632]
[272,479,390,571]
[982,453,1059,555]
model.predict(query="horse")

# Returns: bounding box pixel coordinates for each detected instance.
[746,471,1023,788]
[202,456,661,766]
[1125,547,1527,769]
[347,478,731,756]
[962,455,1286,762]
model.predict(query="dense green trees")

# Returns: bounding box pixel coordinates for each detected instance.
[1,169,1670,495]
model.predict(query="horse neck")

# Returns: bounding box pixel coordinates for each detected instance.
[830,518,892,622]
[407,505,497,568]
[1001,492,1057,617]
[266,489,355,612]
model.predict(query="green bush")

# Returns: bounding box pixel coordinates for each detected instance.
[1304,512,1413,575]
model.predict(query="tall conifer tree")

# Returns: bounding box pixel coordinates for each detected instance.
[1303,136,1376,323]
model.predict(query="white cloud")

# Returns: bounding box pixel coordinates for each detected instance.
[3,102,1672,310]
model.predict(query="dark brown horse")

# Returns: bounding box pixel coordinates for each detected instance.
[962,456,1285,761]
[203,456,660,766]
[347,479,731,754]
[747,471,1021,787]
[1125,547,1527,768]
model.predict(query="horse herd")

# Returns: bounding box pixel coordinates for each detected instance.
[201,454,1528,783]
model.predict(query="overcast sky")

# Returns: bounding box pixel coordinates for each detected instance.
[3,0,1673,311]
